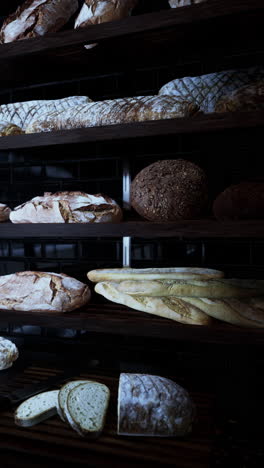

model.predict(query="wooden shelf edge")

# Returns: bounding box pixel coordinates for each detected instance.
[0,111,263,150]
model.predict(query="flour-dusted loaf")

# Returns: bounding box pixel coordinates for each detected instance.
[118,373,195,436]
[57,380,91,422]
[159,68,264,113]
[65,382,110,437]
[131,159,208,221]
[95,282,211,325]
[116,278,264,298]
[215,81,264,113]
[88,267,224,282]
[0,337,19,370]
[185,297,264,328]
[75,0,138,29]
[25,95,199,133]
[169,0,207,7]
[0,204,11,222]
[0,121,24,137]
[0,0,79,43]
[10,191,122,224]
[0,271,90,312]
[0,96,91,131]
[213,182,264,220]
[15,390,59,427]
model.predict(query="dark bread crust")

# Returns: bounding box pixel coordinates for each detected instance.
[213,182,264,220]
[215,81,264,113]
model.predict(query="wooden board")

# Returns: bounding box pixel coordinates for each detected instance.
[0,364,214,468]
[0,303,263,345]
[0,112,263,150]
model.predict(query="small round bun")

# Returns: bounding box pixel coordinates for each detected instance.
[131,159,208,221]
[0,337,19,370]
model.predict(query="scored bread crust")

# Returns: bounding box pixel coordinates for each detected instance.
[10,192,122,224]
[25,95,199,134]
[95,282,211,325]
[65,382,110,437]
[14,390,59,427]
[118,373,195,436]
[0,121,24,137]
[0,271,90,313]
[57,380,91,422]
[215,81,264,113]
[0,203,11,222]
[116,278,264,298]
[0,0,79,43]
[88,267,224,282]
[75,0,138,28]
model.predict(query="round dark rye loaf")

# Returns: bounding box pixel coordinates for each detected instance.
[131,159,208,221]
[213,182,264,220]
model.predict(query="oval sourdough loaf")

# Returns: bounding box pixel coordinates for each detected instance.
[15,390,59,427]
[25,95,199,134]
[118,373,195,436]
[64,382,110,437]
[0,337,19,370]
[213,182,264,220]
[131,159,208,221]
[0,96,92,131]
[215,81,264,113]
[94,282,212,325]
[57,380,91,422]
[10,192,122,224]
[0,121,24,137]
[0,0,79,43]
[0,271,90,312]
[159,67,264,113]
[0,203,11,222]
[88,267,224,282]
[116,278,264,298]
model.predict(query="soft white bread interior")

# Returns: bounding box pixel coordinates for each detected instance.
[57,380,91,422]
[14,390,59,427]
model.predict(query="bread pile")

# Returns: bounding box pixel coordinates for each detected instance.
[15,373,194,438]
[88,267,264,327]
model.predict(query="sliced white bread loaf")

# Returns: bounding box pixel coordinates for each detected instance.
[57,380,91,422]
[14,390,59,427]
[64,382,110,437]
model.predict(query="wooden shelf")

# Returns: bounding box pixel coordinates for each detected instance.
[1,219,264,239]
[0,111,263,150]
[0,0,263,86]
[0,303,263,345]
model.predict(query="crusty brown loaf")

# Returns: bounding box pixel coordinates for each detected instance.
[215,81,264,113]
[0,0,79,43]
[0,121,24,137]
[118,373,195,436]
[213,182,264,220]
[0,271,90,312]
[10,191,122,224]
[75,0,138,28]
[26,95,199,134]
[131,159,208,221]
[0,204,11,222]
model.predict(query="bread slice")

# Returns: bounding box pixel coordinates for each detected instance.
[88,267,224,282]
[14,390,59,427]
[95,282,211,325]
[57,380,91,422]
[64,382,110,437]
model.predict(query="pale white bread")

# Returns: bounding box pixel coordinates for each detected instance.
[185,297,264,328]
[0,271,90,313]
[57,380,91,422]
[10,191,122,224]
[88,267,224,282]
[0,121,24,137]
[94,282,211,325]
[64,382,110,437]
[0,96,92,130]
[14,390,59,427]
[0,204,11,222]
[25,95,199,134]
[159,67,264,113]
[169,0,206,7]
[0,0,79,43]
[116,278,264,298]
[0,337,19,370]
[118,373,195,436]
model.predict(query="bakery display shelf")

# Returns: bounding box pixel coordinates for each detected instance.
[0,111,263,150]
[0,362,214,468]
[1,218,264,239]
[0,0,263,86]
[0,303,263,345]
